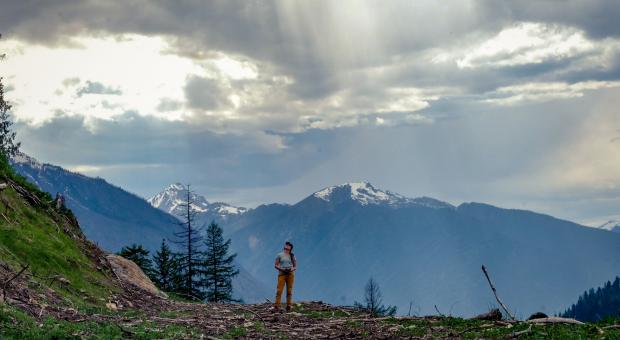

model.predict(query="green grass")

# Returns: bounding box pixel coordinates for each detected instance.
[291,303,354,318]
[380,316,620,339]
[222,325,247,339]
[0,304,202,339]
[0,187,119,308]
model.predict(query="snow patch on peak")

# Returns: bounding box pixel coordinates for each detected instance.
[599,220,620,233]
[148,183,247,219]
[167,182,185,191]
[11,153,44,170]
[312,181,452,209]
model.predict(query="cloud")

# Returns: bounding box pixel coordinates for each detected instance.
[3,0,620,225]
[483,80,620,105]
[76,80,122,96]
[184,76,228,111]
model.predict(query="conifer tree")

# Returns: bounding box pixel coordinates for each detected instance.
[172,184,204,301]
[354,277,397,317]
[200,221,239,303]
[0,35,21,158]
[561,276,620,321]
[152,239,179,292]
[118,243,155,279]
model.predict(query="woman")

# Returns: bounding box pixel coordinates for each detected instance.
[274,241,297,312]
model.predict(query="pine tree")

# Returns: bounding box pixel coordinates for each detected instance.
[354,277,397,317]
[172,184,204,301]
[200,221,239,303]
[561,276,620,321]
[152,239,179,292]
[118,243,155,279]
[0,37,21,158]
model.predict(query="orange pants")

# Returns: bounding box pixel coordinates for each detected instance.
[275,272,295,308]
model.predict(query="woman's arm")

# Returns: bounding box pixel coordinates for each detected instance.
[274,257,281,271]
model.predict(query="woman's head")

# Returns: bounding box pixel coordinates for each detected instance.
[284,241,293,253]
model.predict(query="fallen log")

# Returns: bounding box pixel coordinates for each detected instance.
[470,308,502,321]
[526,317,584,325]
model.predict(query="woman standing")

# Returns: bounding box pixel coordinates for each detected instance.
[274,241,297,312]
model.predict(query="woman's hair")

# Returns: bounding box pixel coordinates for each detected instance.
[285,242,296,266]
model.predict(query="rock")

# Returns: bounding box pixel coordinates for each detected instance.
[105,302,118,311]
[527,312,548,320]
[106,254,168,299]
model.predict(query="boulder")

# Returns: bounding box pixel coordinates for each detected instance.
[106,254,167,299]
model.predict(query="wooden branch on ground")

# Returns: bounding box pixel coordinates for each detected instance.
[234,306,266,324]
[481,265,516,320]
[602,325,620,330]
[510,325,532,338]
[2,264,29,303]
[526,317,584,325]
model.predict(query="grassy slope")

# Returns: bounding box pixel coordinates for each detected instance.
[0,187,118,306]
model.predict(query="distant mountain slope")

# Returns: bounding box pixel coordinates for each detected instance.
[11,154,178,252]
[222,182,620,317]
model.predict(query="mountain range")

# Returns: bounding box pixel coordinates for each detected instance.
[221,182,620,317]
[11,155,620,317]
[10,154,271,303]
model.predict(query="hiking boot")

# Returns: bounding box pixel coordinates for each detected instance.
[285,305,292,312]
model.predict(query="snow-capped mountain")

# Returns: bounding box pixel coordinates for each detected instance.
[311,181,454,209]
[148,183,247,220]
[599,220,620,233]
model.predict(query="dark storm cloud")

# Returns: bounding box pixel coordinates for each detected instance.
[483,0,620,39]
[15,111,331,191]
[184,76,228,110]
[3,0,620,105]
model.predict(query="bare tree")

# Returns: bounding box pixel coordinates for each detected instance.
[171,184,204,300]
[354,277,397,317]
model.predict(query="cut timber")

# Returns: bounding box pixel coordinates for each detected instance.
[526,317,584,325]
[106,254,167,299]
[470,308,502,321]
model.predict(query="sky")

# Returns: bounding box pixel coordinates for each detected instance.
[0,0,619,226]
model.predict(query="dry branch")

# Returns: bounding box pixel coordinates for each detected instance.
[481,265,516,320]
[2,264,29,303]
[510,325,532,338]
[434,304,446,317]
